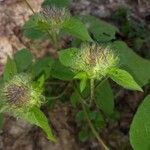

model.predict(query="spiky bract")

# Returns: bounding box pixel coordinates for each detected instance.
[39,6,70,31]
[71,43,119,79]
[0,74,44,114]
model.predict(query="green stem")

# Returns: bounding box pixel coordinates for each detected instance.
[51,30,59,50]
[49,83,70,100]
[47,31,59,50]
[90,79,94,106]
[80,96,109,150]
[74,83,109,150]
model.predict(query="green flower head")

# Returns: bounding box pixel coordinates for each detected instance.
[39,6,70,30]
[71,43,119,79]
[0,74,44,113]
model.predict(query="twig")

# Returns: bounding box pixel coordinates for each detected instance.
[24,0,35,14]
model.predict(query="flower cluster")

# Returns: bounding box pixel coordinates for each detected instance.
[39,6,70,31]
[0,74,43,114]
[71,43,119,79]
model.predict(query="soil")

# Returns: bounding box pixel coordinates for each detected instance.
[0,0,149,150]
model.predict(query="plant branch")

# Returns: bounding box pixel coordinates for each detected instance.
[79,96,109,150]
[85,77,108,101]
[51,30,60,50]
[90,79,94,106]
[75,84,109,150]
[24,0,35,14]
[49,83,71,100]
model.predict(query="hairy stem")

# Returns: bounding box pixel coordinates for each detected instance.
[80,96,109,150]
[51,30,60,50]
[74,83,109,150]
[90,79,94,106]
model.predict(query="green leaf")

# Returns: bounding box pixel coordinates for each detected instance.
[0,113,4,130]
[79,130,90,142]
[109,68,143,92]
[63,17,93,42]
[74,72,87,79]
[111,41,150,86]
[3,57,17,81]
[33,75,45,90]
[130,95,150,150]
[80,15,119,42]
[79,79,87,93]
[95,80,114,116]
[59,47,78,67]
[74,72,88,92]
[14,49,33,72]
[22,107,56,142]
[108,109,121,121]
[51,60,75,80]
[42,0,71,8]
[76,110,85,123]
[133,38,145,51]
[0,78,4,85]
[23,14,49,39]
[87,110,106,131]
[92,111,105,130]
[70,90,80,107]
[32,57,54,79]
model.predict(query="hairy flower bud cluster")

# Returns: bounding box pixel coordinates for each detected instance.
[0,74,43,113]
[39,6,70,30]
[71,43,119,79]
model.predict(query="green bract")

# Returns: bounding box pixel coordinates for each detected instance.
[60,43,119,80]
[0,74,43,114]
